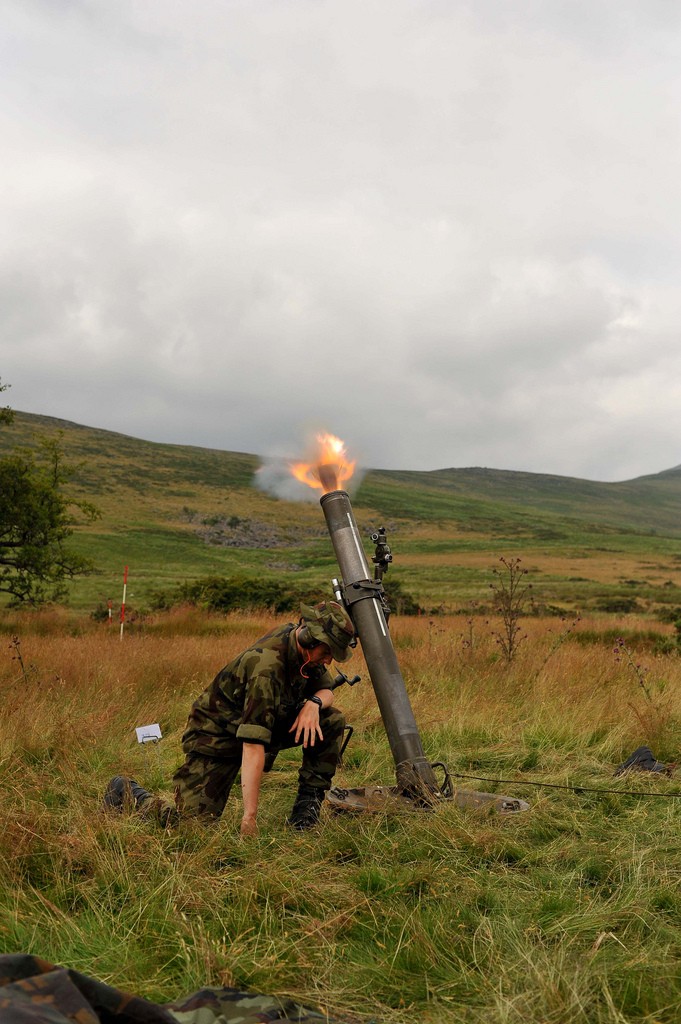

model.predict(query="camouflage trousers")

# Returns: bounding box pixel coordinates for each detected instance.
[173,705,346,820]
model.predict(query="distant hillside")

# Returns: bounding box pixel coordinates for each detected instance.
[2,411,681,613]
[360,464,681,537]
[3,410,679,535]
[0,412,259,493]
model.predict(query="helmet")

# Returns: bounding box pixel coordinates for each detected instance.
[299,600,356,662]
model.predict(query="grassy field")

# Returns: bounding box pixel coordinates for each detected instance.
[2,608,681,1022]
[3,412,681,1019]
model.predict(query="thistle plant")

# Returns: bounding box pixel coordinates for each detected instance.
[8,634,37,685]
[613,636,653,703]
[613,636,679,748]
[461,601,479,652]
[489,557,532,662]
[539,612,582,668]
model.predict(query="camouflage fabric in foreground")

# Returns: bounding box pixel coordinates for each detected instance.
[0,954,335,1023]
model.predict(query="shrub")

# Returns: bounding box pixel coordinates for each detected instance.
[657,605,681,624]
[153,575,312,614]
[383,579,422,616]
[595,596,641,614]
[148,574,423,618]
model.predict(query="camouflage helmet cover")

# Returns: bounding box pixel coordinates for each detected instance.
[299,600,356,662]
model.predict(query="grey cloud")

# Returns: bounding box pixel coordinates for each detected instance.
[403,261,623,398]
[2,0,681,481]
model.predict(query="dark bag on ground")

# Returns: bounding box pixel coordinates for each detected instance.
[614,745,673,777]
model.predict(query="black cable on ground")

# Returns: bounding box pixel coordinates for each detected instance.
[451,771,681,800]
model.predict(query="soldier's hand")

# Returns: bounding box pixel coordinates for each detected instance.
[240,814,258,838]
[290,703,324,748]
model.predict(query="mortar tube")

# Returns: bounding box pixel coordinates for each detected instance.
[320,489,440,799]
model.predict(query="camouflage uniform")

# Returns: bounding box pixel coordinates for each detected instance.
[0,954,336,1022]
[173,623,346,819]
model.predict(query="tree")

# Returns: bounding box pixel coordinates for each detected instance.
[0,377,13,426]
[0,381,99,604]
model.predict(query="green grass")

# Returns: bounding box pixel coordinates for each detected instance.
[5,416,681,1019]
[3,415,681,1019]
[5,744,681,1022]
[2,613,681,1021]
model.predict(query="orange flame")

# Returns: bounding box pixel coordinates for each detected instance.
[290,433,356,493]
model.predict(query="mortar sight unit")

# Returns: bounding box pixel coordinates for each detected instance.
[321,488,529,816]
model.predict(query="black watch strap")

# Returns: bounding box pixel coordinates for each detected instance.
[306,695,323,709]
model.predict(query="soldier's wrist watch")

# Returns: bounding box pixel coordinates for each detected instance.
[306,695,323,709]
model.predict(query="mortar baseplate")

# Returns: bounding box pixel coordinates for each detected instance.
[326,784,530,814]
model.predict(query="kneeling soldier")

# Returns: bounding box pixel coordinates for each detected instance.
[105,600,356,835]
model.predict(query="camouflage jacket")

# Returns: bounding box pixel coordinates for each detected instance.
[181,623,335,753]
[0,953,336,1022]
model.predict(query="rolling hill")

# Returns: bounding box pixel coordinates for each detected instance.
[2,411,680,614]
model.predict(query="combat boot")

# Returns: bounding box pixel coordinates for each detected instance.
[103,775,179,827]
[103,775,153,811]
[286,784,325,830]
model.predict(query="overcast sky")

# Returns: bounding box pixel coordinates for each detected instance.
[2,0,680,482]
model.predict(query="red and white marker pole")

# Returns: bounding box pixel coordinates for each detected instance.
[119,565,128,641]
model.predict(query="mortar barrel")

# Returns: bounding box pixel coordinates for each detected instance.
[320,489,439,797]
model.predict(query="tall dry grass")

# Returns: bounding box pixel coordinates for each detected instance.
[2,609,681,1022]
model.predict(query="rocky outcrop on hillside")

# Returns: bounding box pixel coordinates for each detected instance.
[183,511,326,549]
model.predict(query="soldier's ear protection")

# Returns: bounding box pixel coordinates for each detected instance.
[297,620,323,650]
